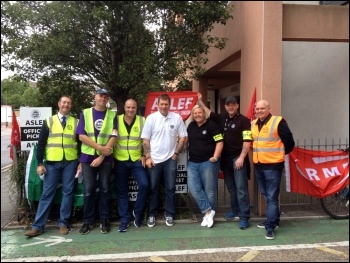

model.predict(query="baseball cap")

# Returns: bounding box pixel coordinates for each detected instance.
[95,89,110,96]
[225,96,238,104]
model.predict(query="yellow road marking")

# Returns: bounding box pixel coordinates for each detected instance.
[236,250,260,262]
[150,256,168,262]
[316,246,348,258]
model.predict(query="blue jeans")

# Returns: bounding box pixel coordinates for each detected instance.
[223,156,250,221]
[148,157,177,217]
[81,162,112,224]
[32,160,78,231]
[187,160,219,213]
[114,159,149,223]
[254,166,282,230]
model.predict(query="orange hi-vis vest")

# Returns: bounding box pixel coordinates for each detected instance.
[251,116,285,164]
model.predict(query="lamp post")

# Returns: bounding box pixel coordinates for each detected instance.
[5,94,9,127]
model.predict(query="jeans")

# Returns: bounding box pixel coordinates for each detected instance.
[187,160,219,213]
[81,162,112,224]
[32,160,78,231]
[148,157,177,217]
[254,166,282,230]
[114,159,149,223]
[223,156,250,221]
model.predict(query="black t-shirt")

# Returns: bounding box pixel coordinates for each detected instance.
[209,112,252,158]
[187,119,223,163]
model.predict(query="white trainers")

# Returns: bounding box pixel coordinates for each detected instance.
[206,210,215,228]
[201,216,208,227]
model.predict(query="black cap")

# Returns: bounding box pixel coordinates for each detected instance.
[225,96,238,104]
[96,89,110,96]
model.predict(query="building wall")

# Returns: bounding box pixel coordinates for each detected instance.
[282,41,349,144]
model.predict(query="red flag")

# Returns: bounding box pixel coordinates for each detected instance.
[10,111,20,160]
[285,147,349,198]
[246,87,256,121]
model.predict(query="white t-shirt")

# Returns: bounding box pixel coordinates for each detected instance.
[141,111,188,164]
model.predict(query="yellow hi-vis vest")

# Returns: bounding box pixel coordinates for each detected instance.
[81,107,116,155]
[251,116,285,164]
[113,115,144,161]
[45,115,79,161]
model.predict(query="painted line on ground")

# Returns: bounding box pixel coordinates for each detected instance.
[236,250,260,262]
[316,246,348,258]
[1,164,11,172]
[2,241,348,262]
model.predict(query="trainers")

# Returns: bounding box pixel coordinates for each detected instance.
[24,228,43,237]
[133,210,142,227]
[200,216,208,227]
[224,211,239,221]
[147,216,156,227]
[100,219,111,233]
[257,220,280,229]
[118,222,130,232]
[59,225,69,235]
[79,223,94,235]
[239,220,249,230]
[265,229,275,240]
[206,210,215,228]
[165,216,174,227]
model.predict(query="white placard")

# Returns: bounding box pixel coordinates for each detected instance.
[20,107,52,151]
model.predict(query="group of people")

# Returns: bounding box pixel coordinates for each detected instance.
[197,93,295,240]
[25,89,294,241]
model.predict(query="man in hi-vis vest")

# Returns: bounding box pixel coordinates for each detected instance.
[76,88,118,235]
[251,100,295,240]
[113,99,149,232]
[25,95,80,237]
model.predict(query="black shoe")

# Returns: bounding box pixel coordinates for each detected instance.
[118,222,130,232]
[79,223,94,235]
[265,229,275,240]
[133,210,142,227]
[100,219,111,234]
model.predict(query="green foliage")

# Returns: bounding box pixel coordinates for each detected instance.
[1,78,30,109]
[37,76,96,117]
[2,1,233,111]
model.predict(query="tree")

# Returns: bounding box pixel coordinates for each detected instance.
[1,1,233,111]
[1,77,29,109]
[37,76,96,117]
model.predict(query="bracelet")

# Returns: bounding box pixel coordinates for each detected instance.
[174,152,179,156]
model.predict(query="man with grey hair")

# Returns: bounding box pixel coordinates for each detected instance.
[252,99,295,240]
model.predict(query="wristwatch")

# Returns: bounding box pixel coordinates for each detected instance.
[174,152,179,156]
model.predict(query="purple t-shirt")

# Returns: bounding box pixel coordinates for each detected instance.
[76,108,118,163]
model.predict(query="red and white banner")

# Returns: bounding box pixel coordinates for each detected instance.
[285,147,349,198]
[144,91,198,121]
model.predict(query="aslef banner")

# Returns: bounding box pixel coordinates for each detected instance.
[144,91,198,121]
